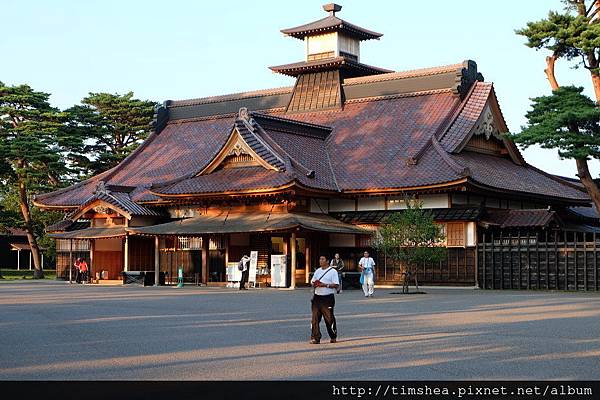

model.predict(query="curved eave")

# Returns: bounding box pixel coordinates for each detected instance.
[281,23,383,41]
[269,58,391,77]
[339,179,469,195]
[149,178,340,199]
[465,179,591,206]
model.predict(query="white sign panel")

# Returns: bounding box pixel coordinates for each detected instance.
[270,255,287,288]
[248,251,258,283]
[226,262,242,283]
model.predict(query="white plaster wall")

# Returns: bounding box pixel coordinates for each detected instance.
[329,199,355,212]
[306,32,337,56]
[310,199,329,213]
[466,222,477,247]
[357,198,385,211]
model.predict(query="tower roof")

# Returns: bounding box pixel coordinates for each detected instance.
[281,4,383,41]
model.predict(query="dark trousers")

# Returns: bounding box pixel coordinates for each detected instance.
[239,269,249,289]
[311,294,337,341]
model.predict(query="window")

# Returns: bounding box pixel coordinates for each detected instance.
[446,222,466,247]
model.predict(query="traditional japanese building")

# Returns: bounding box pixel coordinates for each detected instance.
[37,4,600,290]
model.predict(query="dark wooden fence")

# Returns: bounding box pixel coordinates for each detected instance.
[376,247,476,286]
[478,229,600,291]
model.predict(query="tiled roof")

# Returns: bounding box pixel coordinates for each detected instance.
[36,60,592,209]
[281,15,383,40]
[0,227,28,237]
[153,167,293,196]
[482,209,558,228]
[129,212,368,236]
[452,152,589,201]
[439,82,492,152]
[331,207,483,224]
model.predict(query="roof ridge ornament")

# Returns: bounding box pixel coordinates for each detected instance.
[95,181,109,195]
[238,107,250,121]
[323,3,342,16]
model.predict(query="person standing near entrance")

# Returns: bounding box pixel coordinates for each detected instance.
[238,255,250,290]
[330,253,344,293]
[73,258,81,284]
[79,258,89,284]
[358,251,376,297]
[310,255,339,344]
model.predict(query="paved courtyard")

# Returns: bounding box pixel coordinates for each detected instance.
[0,281,599,380]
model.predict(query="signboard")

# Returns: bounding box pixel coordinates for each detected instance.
[248,251,258,283]
[270,255,287,288]
[226,262,241,284]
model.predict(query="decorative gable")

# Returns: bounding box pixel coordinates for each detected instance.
[463,105,510,157]
[199,108,286,175]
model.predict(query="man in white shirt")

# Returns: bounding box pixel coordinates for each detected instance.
[358,250,376,297]
[239,255,250,290]
[309,255,339,344]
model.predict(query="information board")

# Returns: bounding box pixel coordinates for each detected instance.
[248,251,258,283]
[270,255,287,288]
[226,262,241,283]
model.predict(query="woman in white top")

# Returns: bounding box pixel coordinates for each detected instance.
[358,250,376,297]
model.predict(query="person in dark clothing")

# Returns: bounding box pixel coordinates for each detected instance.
[330,253,345,293]
[238,255,250,290]
[310,255,339,344]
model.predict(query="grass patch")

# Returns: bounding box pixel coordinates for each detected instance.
[0,269,56,281]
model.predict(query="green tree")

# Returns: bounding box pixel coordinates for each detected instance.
[516,0,600,209]
[374,199,446,293]
[511,86,600,206]
[0,82,67,278]
[65,92,157,176]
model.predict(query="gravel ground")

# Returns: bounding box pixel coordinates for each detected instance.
[0,281,599,380]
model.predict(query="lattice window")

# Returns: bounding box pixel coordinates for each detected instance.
[446,222,466,247]
[56,239,90,252]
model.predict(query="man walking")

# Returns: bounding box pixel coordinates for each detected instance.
[310,255,339,344]
[239,255,250,290]
[330,253,344,293]
[358,251,376,297]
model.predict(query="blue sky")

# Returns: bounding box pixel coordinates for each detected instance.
[2,0,598,178]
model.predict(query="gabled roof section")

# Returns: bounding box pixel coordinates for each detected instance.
[439,82,524,165]
[198,108,286,175]
[70,182,162,220]
[151,110,339,197]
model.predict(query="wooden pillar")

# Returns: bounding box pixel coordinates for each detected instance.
[69,239,73,283]
[291,231,297,289]
[90,240,94,283]
[202,235,209,284]
[123,235,129,272]
[29,251,32,270]
[154,236,160,286]
[17,249,20,270]
[41,253,44,270]
[305,235,310,284]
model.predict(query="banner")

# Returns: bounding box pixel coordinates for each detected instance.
[270,254,287,287]
[248,251,258,283]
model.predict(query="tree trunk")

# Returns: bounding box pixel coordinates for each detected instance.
[576,158,600,212]
[591,72,600,104]
[545,54,559,90]
[16,168,43,279]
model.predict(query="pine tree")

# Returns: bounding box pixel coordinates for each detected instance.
[64,92,157,176]
[0,82,67,278]
[516,0,600,211]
